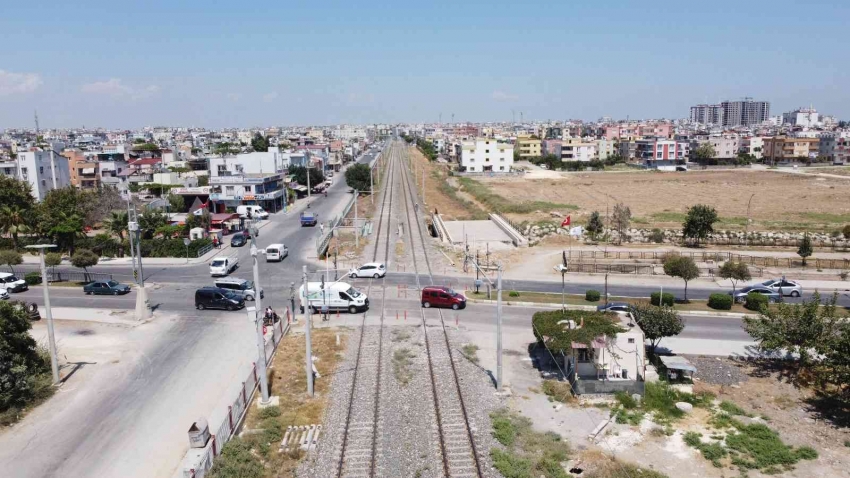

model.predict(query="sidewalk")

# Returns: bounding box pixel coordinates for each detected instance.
[47,306,146,326]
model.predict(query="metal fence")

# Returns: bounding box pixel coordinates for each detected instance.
[570,249,850,270]
[1,266,113,283]
[196,243,214,258]
[189,317,291,478]
[316,193,357,257]
[565,262,763,278]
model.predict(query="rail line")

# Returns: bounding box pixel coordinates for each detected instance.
[335,142,397,478]
[398,142,483,478]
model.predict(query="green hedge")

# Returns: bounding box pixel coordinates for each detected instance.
[745,292,769,311]
[708,293,733,310]
[651,292,675,306]
[585,290,601,302]
[24,272,41,285]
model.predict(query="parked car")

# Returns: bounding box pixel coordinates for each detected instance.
[236,205,269,220]
[0,289,9,300]
[214,277,263,301]
[421,286,466,310]
[231,234,247,247]
[757,278,802,297]
[731,286,781,304]
[264,243,288,262]
[596,302,633,314]
[0,272,28,292]
[349,263,386,279]
[83,280,131,295]
[195,287,245,311]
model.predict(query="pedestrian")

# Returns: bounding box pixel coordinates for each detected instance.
[212,236,218,249]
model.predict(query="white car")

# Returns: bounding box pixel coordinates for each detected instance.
[0,288,9,300]
[349,263,386,279]
[0,272,28,292]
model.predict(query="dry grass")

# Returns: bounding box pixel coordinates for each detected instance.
[476,169,850,231]
[239,328,349,476]
[409,145,485,220]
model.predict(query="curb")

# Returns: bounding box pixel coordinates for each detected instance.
[466,297,755,318]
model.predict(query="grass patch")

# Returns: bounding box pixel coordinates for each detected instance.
[489,409,571,478]
[457,177,577,214]
[650,211,687,223]
[461,343,479,364]
[391,328,411,343]
[683,405,819,474]
[215,328,348,477]
[798,212,850,224]
[392,348,416,386]
[541,380,574,403]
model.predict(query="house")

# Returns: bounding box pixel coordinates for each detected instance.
[208,173,286,213]
[564,313,646,395]
[515,135,542,159]
[762,136,820,163]
[457,138,514,173]
[0,143,71,201]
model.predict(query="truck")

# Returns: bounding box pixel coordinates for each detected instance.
[298,281,369,314]
[209,254,239,276]
[300,212,318,227]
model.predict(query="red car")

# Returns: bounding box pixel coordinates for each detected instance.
[421,286,466,310]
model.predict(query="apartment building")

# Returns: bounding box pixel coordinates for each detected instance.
[741,137,765,159]
[762,137,819,163]
[690,104,723,125]
[721,99,770,127]
[0,146,72,200]
[67,151,101,190]
[819,134,849,165]
[707,136,741,159]
[515,136,542,158]
[634,139,688,170]
[559,137,597,162]
[458,138,514,172]
[208,149,289,178]
[209,173,286,212]
[782,108,819,128]
[604,122,673,140]
[595,139,618,160]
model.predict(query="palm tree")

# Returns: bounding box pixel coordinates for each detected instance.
[104,211,129,241]
[0,204,29,248]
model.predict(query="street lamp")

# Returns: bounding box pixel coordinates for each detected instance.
[183,237,190,263]
[26,244,60,384]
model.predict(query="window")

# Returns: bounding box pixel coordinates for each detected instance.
[485,150,489,153]
[485,158,490,162]
[39,166,44,174]
[499,166,504,171]
[243,186,251,192]
[225,186,235,193]
[577,349,592,362]
[628,338,635,344]
[42,179,46,186]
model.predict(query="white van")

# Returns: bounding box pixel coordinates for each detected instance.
[236,205,269,220]
[265,244,288,262]
[0,272,28,292]
[298,281,368,314]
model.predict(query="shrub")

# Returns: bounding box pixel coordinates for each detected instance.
[508,290,520,298]
[649,228,665,243]
[490,410,518,446]
[708,293,733,310]
[650,292,675,307]
[24,272,42,285]
[744,292,769,312]
[585,290,601,302]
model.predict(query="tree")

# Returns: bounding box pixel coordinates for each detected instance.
[718,261,751,295]
[611,203,631,245]
[44,252,62,276]
[744,292,839,370]
[798,232,813,266]
[167,193,184,213]
[682,204,718,246]
[198,175,209,187]
[692,142,716,163]
[586,211,604,241]
[0,250,23,275]
[345,163,372,193]
[133,142,160,152]
[70,249,99,282]
[138,209,168,239]
[844,224,850,240]
[0,205,29,249]
[631,303,684,354]
[822,322,850,396]
[250,133,269,152]
[104,211,129,241]
[663,255,699,302]
[290,166,325,188]
[0,300,51,413]
[213,142,239,156]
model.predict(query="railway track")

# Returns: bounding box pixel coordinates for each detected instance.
[398,143,484,478]
[335,142,397,478]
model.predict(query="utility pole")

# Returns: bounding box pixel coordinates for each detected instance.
[127,199,139,285]
[27,244,59,384]
[303,266,314,396]
[496,265,503,391]
[370,167,374,205]
[307,161,311,200]
[249,221,271,405]
[422,168,426,205]
[354,190,359,249]
[290,282,296,321]
[133,204,145,287]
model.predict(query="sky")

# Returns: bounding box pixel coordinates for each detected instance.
[0,0,847,129]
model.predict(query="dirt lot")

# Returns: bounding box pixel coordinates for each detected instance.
[474,169,850,231]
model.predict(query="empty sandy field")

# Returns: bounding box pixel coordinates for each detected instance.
[478,169,850,231]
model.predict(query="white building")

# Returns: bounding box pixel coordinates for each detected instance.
[208,149,289,178]
[458,138,514,173]
[560,137,597,162]
[782,107,819,128]
[0,144,71,200]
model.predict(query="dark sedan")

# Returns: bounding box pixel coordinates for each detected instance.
[731,286,781,304]
[231,234,248,247]
[83,280,132,295]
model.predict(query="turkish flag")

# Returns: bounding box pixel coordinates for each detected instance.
[561,215,571,227]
